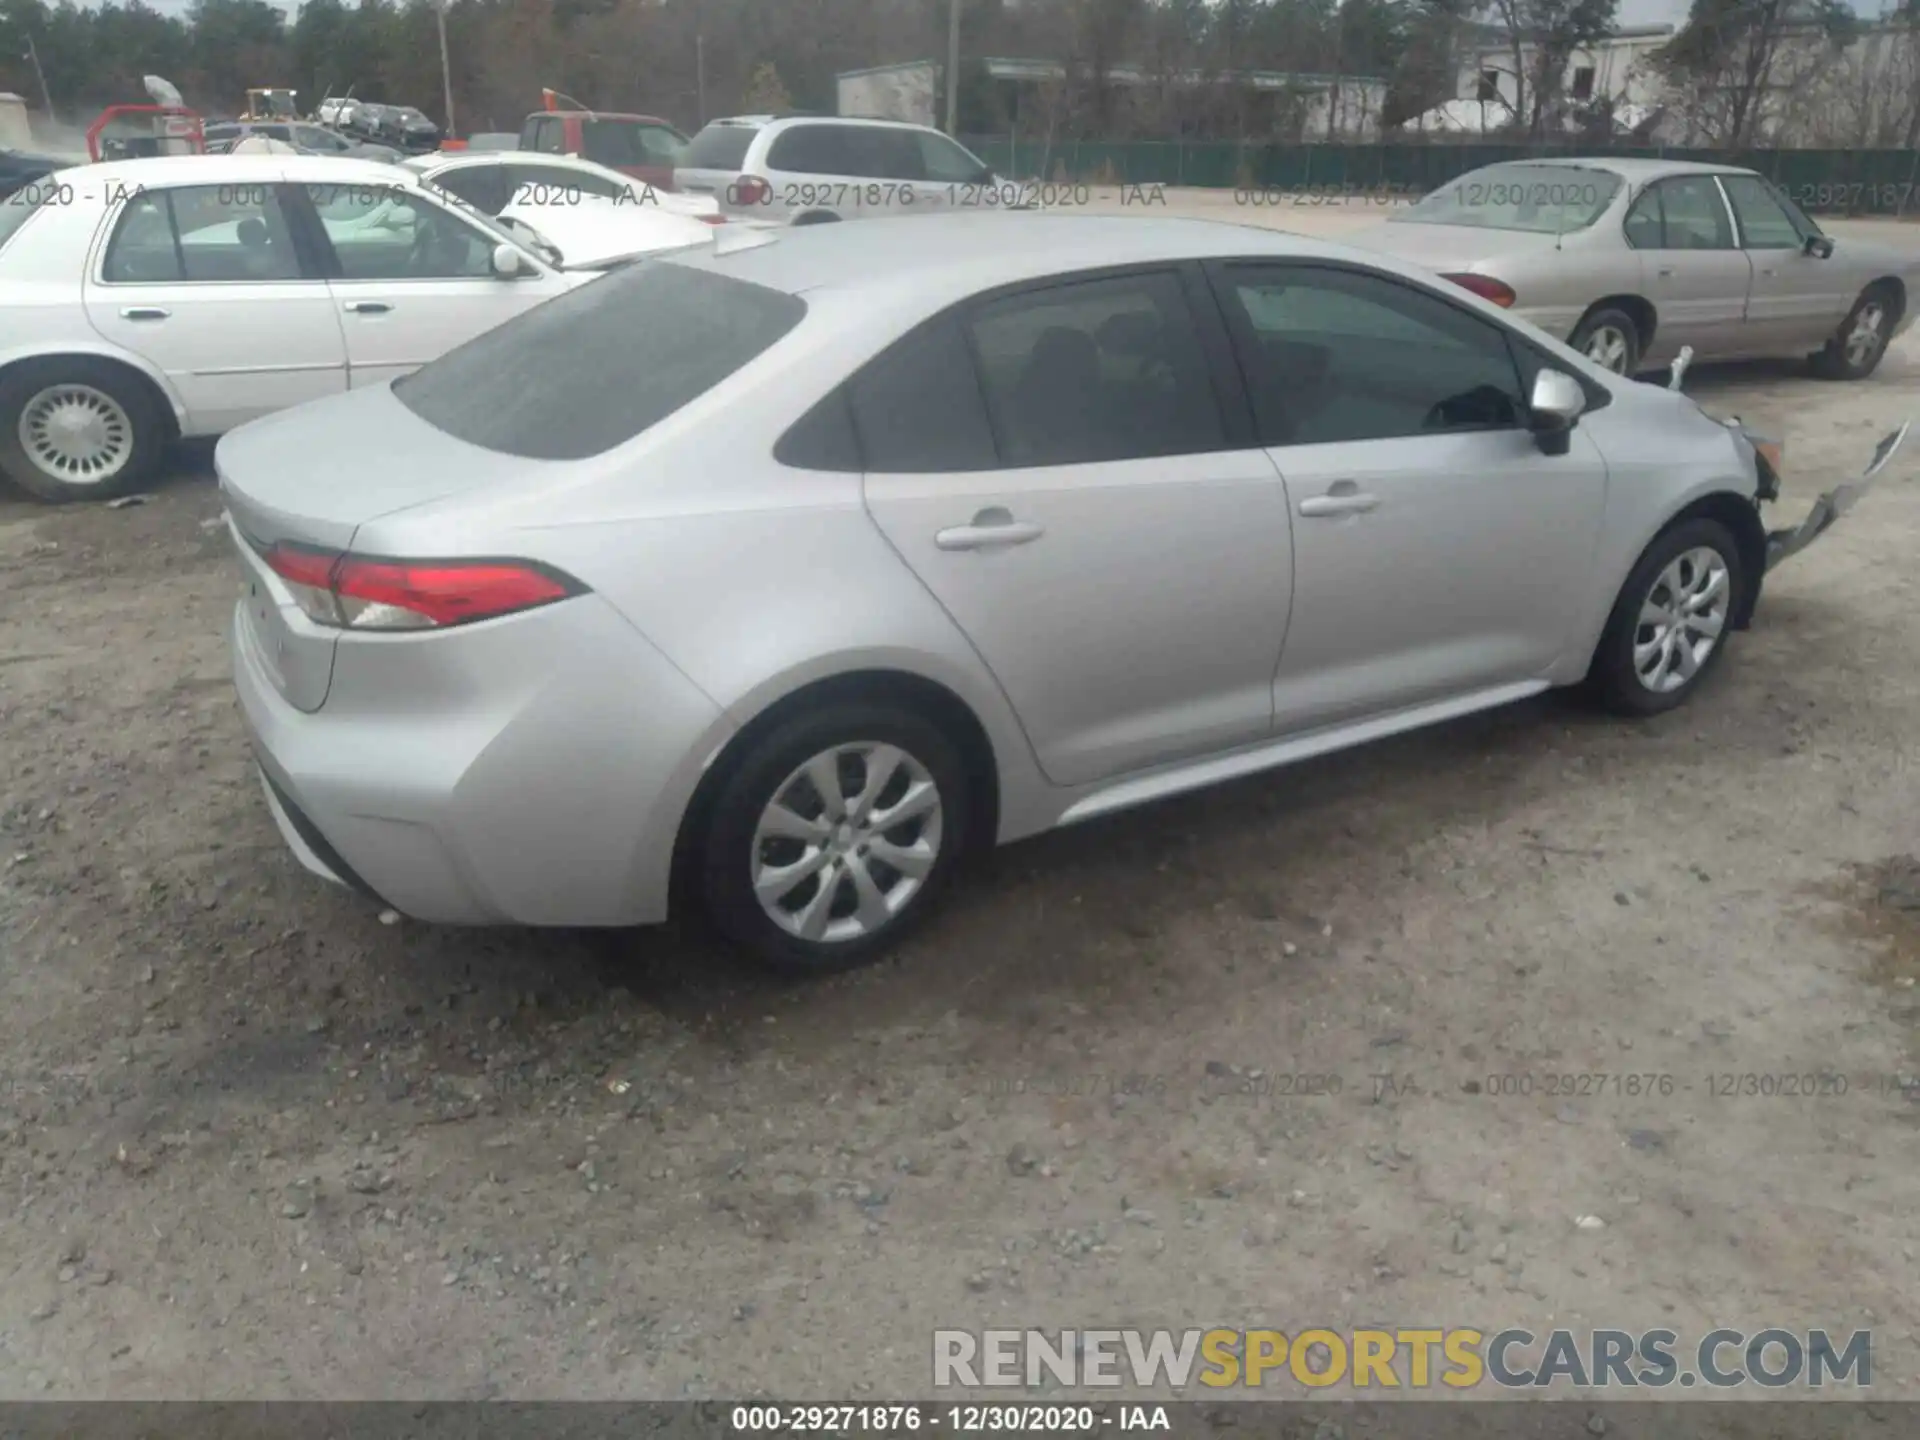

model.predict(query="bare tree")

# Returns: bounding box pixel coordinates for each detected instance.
[1656,0,1857,146]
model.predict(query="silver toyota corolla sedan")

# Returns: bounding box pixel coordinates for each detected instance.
[218,212,1865,973]
[1350,158,1920,379]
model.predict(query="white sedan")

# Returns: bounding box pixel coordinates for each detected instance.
[0,154,713,503]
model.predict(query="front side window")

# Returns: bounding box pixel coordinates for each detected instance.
[304,184,497,279]
[967,271,1225,467]
[917,131,985,183]
[1392,163,1621,234]
[1220,263,1527,446]
[102,183,304,283]
[1720,173,1804,248]
[636,125,687,165]
[529,117,564,154]
[1646,176,1734,250]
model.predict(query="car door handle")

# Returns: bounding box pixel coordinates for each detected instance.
[119,306,169,320]
[343,300,391,314]
[1298,487,1380,518]
[1656,267,1675,278]
[935,508,1045,551]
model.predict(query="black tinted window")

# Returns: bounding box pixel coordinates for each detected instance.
[1222,264,1527,445]
[431,165,513,214]
[395,262,806,460]
[967,271,1225,467]
[683,122,758,169]
[776,389,862,471]
[767,124,856,176]
[848,315,997,471]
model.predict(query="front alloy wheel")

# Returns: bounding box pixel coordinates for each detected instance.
[1589,517,1744,716]
[1583,323,1633,373]
[1632,546,1730,694]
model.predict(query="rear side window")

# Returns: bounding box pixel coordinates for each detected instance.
[102,184,304,283]
[430,165,514,214]
[683,122,759,170]
[848,315,998,471]
[966,271,1225,467]
[767,124,852,176]
[394,262,806,460]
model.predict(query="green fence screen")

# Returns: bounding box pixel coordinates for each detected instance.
[959,137,1920,216]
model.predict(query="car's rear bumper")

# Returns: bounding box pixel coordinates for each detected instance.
[230,592,731,928]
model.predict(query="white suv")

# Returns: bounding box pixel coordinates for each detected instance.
[673,115,1003,225]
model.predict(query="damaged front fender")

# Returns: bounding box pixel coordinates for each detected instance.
[1764,421,1911,571]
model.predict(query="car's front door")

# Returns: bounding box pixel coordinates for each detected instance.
[297,182,567,390]
[1208,260,1611,733]
[1623,176,1753,359]
[859,267,1294,788]
[83,180,347,433]
[1718,172,1854,352]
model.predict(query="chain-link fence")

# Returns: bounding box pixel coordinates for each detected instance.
[960,137,1920,216]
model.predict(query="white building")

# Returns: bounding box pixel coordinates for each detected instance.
[1455,22,1676,123]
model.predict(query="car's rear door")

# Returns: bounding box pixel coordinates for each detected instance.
[858,265,1294,788]
[83,179,347,432]
[1719,172,1854,352]
[1208,259,1610,734]
[295,181,567,389]
[1624,175,1754,358]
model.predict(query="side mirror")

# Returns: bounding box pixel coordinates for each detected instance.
[1529,368,1585,456]
[490,242,525,278]
[1804,234,1834,259]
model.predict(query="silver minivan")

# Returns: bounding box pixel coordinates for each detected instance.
[673,115,1004,225]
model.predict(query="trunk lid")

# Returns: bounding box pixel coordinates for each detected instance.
[219,382,546,713]
[1345,220,1570,271]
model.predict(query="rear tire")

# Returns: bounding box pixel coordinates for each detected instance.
[698,701,971,975]
[789,211,841,226]
[1588,517,1744,717]
[1569,306,1642,376]
[0,358,167,504]
[1811,284,1896,380]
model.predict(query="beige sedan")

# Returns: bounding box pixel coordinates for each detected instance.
[1350,158,1920,379]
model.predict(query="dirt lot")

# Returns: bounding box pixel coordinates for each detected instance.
[5,199,1920,1402]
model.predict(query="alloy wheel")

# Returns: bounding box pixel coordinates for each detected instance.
[1584,324,1632,373]
[1845,300,1887,370]
[18,384,135,485]
[1633,546,1730,694]
[750,742,944,944]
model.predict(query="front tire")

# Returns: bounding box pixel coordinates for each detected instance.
[0,358,167,503]
[698,702,971,974]
[1811,285,1896,380]
[1588,518,1744,717]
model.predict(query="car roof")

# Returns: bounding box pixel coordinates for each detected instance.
[674,212,1365,298]
[537,110,674,125]
[1466,155,1756,182]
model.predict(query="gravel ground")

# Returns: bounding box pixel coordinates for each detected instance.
[3,198,1920,1402]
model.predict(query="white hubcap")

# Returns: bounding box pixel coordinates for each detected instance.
[1634,546,1730,694]
[751,742,944,944]
[1845,302,1886,367]
[19,384,134,484]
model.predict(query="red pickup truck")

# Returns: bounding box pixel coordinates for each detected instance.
[518,111,689,191]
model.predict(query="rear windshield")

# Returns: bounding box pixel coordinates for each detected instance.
[0,178,61,254]
[394,261,806,460]
[1392,165,1622,234]
[682,122,758,170]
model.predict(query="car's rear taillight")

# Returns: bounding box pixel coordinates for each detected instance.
[1441,273,1516,308]
[259,543,585,631]
[696,214,726,225]
[731,174,770,206]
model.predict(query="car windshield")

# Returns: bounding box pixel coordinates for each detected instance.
[1392,165,1622,233]
[0,176,61,254]
[394,260,806,459]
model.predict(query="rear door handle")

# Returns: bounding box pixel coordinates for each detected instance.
[935,507,1045,551]
[343,300,391,314]
[1298,487,1380,518]
[119,306,169,320]
[1657,266,1675,278]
